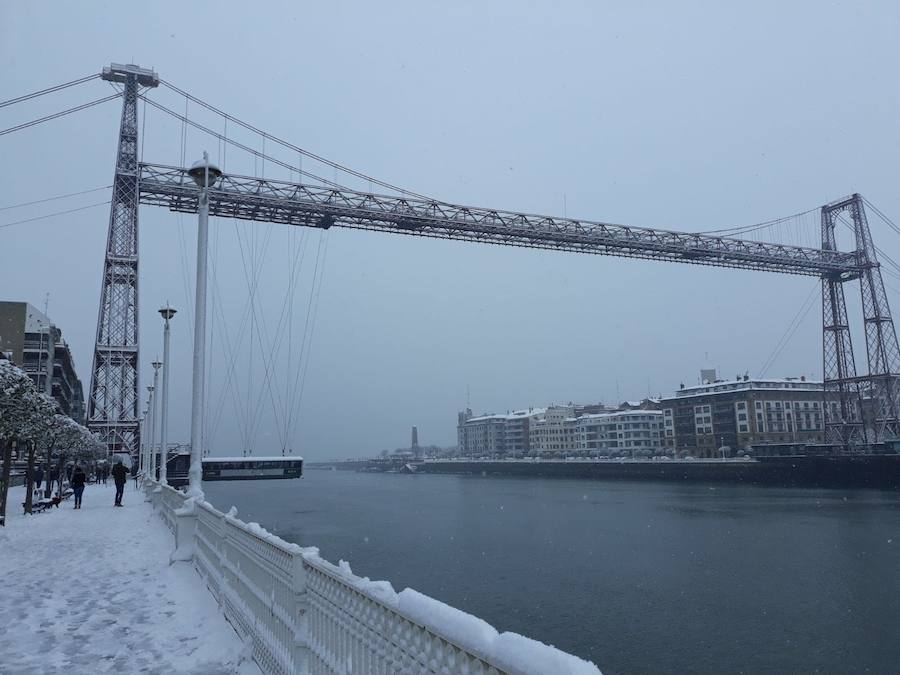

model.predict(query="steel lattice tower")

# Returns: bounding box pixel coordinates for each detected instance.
[87,64,158,457]
[822,194,900,449]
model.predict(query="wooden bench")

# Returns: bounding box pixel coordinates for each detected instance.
[23,489,74,514]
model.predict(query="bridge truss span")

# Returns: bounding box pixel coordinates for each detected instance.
[137,163,900,450]
[137,163,858,277]
[7,65,897,461]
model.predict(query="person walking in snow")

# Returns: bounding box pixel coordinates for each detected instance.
[112,460,127,507]
[71,465,86,509]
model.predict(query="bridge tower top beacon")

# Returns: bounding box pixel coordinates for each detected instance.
[87,63,158,460]
[101,63,160,88]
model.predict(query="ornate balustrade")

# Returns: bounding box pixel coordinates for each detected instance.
[144,480,601,675]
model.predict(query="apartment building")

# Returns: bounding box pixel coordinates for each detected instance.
[528,406,576,454]
[575,410,665,456]
[0,301,85,423]
[660,371,827,457]
[458,403,666,457]
[457,408,546,456]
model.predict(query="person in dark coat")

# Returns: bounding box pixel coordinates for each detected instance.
[71,465,86,509]
[34,466,44,491]
[112,460,127,507]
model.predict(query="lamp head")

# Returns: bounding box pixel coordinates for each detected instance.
[187,154,222,188]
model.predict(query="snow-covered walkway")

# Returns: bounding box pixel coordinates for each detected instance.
[0,482,261,675]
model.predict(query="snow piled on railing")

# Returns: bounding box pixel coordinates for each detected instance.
[182,489,601,675]
[308,553,602,675]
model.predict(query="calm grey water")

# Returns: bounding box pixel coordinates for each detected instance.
[204,471,900,675]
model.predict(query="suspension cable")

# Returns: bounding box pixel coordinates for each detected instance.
[0,185,111,211]
[288,233,329,447]
[239,225,309,453]
[863,196,900,239]
[286,231,329,446]
[159,79,443,202]
[139,95,346,189]
[758,282,819,378]
[0,93,122,137]
[0,73,100,109]
[0,200,111,229]
[836,214,900,279]
[696,207,819,237]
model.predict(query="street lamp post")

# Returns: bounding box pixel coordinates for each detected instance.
[150,361,162,480]
[158,307,176,486]
[149,360,161,479]
[186,153,221,499]
[145,385,155,480]
[139,409,146,476]
[140,402,150,478]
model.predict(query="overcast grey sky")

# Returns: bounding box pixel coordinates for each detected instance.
[2,1,899,459]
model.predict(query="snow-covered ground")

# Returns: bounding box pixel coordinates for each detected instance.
[0,482,260,675]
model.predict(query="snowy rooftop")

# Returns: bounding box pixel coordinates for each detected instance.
[0,483,260,674]
[577,409,664,421]
[672,377,823,398]
[23,303,53,333]
[203,455,303,463]
[467,407,547,423]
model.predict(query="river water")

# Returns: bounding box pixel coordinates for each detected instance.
[204,471,900,675]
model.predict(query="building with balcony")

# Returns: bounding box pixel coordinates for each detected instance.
[457,407,546,456]
[528,406,576,454]
[458,402,667,458]
[574,410,665,456]
[659,370,828,457]
[0,301,85,423]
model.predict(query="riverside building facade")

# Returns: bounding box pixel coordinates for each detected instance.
[455,373,832,459]
[659,371,827,457]
[575,410,665,456]
[457,408,546,456]
[457,403,665,457]
[0,301,86,423]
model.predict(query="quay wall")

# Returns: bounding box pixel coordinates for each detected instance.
[314,456,900,489]
[417,457,900,489]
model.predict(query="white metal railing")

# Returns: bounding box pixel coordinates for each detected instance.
[144,480,601,675]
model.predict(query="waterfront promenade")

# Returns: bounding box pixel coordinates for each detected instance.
[1,478,602,675]
[0,482,260,675]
